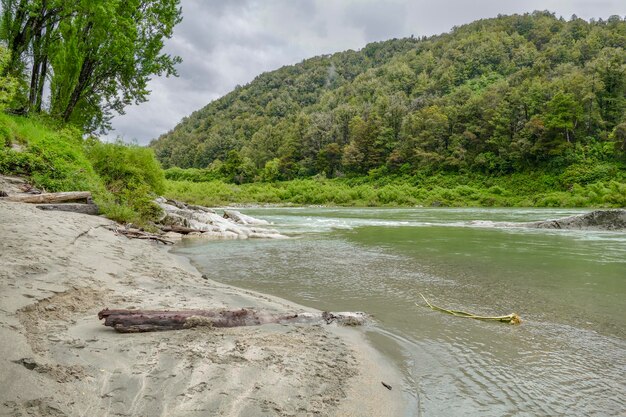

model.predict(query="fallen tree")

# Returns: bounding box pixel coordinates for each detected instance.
[1,191,92,204]
[98,308,367,333]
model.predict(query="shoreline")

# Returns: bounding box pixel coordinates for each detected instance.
[0,201,407,416]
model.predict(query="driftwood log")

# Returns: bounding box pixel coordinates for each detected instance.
[107,226,174,245]
[2,191,92,204]
[159,225,199,234]
[36,203,99,215]
[98,308,367,333]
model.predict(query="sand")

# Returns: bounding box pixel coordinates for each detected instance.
[0,200,406,416]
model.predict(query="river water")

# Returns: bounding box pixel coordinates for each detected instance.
[174,208,626,416]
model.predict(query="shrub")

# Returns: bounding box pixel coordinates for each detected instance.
[85,140,165,222]
[0,114,104,193]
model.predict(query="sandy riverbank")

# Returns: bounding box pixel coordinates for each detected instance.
[0,201,405,416]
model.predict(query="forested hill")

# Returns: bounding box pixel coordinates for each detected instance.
[151,12,626,181]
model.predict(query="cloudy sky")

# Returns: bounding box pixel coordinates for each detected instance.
[108,0,625,144]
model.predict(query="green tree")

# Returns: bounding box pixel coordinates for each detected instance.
[316,143,342,177]
[0,44,18,109]
[544,92,584,143]
[1,0,182,131]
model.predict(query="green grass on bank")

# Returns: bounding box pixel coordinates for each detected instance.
[164,171,626,208]
[0,113,164,224]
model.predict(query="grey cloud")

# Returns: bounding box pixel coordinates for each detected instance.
[344,1,409,41]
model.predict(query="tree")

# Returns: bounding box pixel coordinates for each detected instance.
[316,143,342,177]
[0,44,18,109]
[610,122,626,153]
[0,0,182,132]
[544,92,583,143]
[344,115,385,173]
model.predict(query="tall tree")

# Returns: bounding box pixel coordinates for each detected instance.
[0,0,182,131]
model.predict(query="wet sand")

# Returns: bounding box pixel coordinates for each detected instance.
[0,201,405,416]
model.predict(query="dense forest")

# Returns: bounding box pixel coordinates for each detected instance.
[152,12,626,184]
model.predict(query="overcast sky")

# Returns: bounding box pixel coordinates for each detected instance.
[107,0,625,145]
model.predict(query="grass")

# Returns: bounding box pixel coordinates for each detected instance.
[164,171,626,208]
[0,113,165,225]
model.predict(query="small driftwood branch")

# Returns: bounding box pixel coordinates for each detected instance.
[2,191,92,204]
[417,293,521,325]
[98,308,367,333]
[107,226,174,245]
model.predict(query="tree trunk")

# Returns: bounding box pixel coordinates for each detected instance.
[62,58,95,122]
[62,22,95,122]
[98,308,367,333]
[28,51,41,111]
[35,54,48,113]
[2,191,92,203]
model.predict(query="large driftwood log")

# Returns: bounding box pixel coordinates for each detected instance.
[36,203,99,215]
[2,191,92,204]
[98,308,366,333]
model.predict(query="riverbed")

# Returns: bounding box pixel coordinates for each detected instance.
[174,208,626,416]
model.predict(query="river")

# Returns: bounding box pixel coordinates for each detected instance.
[173,208,626,416]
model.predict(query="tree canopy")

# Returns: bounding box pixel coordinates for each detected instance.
[0,0,181,132]
[151,12,626,181]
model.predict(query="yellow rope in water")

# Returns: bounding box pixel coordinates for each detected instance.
[417,293,521,325]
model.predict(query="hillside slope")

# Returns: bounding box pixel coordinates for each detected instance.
[151,12,626,182]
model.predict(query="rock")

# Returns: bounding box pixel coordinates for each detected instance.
[36,203,100,215]
[0,175,29,195]
[187,204,215,213]
[526,209,626,231]
[161,213,190,228]
[154,197,287,240]
[223,209,270,225]
[165,198,189,210]
[163,232,183,242]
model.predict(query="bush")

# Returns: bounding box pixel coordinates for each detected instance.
[85,140,165,223]
[0,114,104,193]
[86,139,164,194]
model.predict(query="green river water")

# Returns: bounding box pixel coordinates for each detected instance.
[174,208,626,416]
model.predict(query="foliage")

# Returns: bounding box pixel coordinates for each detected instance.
[0,113,165,224]
[0,45,18,110]
[85,140,165,222]
[164,163,626,208]
[0,0,182,132]
[0,113,104,192]
[151,12,626,184]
